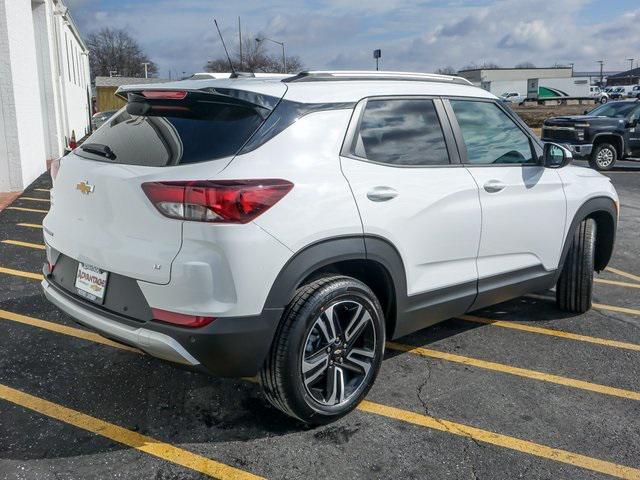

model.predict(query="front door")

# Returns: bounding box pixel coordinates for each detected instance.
[340,97,482,336]
[445,98,567,309]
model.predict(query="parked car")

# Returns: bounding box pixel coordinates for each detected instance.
[629,85,640,99]
[500,91,526,104]
[542,100,640,170]
[43,71,618,424]
[91,110,118,131]
[608,87,627,100]
[589,86,609,103]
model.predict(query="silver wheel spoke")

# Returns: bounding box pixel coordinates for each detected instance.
[345,307,371,342]
[344,347,374,376]
[317,304,338,343]
[326,366,346,405]
[303,351,330,386]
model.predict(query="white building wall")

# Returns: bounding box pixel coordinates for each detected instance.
[0,0,91,192]
[0,0,47,191]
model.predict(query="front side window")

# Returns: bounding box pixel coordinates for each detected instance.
[353,99,450,166]
[450,100,534,165]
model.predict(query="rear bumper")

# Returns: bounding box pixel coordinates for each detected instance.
[42,277,284,376]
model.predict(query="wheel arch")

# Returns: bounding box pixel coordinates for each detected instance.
[557,197,617,276]
[592,133,624,159]
[263,235,407,339]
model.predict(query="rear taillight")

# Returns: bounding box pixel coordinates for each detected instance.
[151,308,215,328]
[141,179,293,224]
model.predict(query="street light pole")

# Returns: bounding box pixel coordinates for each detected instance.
[256,37,286,72]
[627,58,634,71]
[597,60,604,85]
[141,62,150,78]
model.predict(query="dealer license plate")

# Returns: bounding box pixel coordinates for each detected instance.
[75,262,109,304]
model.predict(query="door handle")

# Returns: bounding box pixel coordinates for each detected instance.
[483,180,506,193]
[367,186,398,202]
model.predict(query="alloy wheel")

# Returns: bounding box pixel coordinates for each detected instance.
[301,300,376,407]
[596,148,614,168]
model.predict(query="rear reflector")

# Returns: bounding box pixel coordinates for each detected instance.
[141,90,188,100]
[151,308,215,328]
[141,179,293,224]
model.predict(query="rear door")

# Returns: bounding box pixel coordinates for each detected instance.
[444,98,566,309]
[45,86,285,284]
[340,97,481,333]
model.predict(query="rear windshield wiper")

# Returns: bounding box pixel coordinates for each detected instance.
[80,143,117,160]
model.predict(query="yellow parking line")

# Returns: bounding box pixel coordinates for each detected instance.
[16,223,43,229]
[5,206,48,214]
[34,188,51,192]
[606,267,640,283]
[20,197,50,203]
[0,384,264,480]
[4,308,639,479]
[358,401,640,480]
[386,341,640,401]
[526,293,640,317]
[2,240,46,250]
[0,309,140,353]
[0,266,43,281]
[594,278,640,289]
[459,314,640,352]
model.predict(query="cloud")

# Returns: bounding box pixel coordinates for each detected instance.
[66,0,640,77]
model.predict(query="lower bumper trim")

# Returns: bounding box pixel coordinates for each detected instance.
[42,278,200,366]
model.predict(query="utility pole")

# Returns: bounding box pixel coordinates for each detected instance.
[238,17,243,70]
[141,62,150,78]
[597,60,604,85]
[373,49,381,71]
[627,58,634,71]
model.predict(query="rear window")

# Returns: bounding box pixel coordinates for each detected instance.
[76,91,268,166]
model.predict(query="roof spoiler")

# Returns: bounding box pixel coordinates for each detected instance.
[115,86,281,112]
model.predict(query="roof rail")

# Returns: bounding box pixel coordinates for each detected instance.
[283,70,473,86]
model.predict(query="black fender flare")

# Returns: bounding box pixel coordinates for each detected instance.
[555,196,617,280]
[263,235,408,312]
[592,133,625,158]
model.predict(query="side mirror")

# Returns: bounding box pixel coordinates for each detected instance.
[543,143,572,168]
[627,117,638,128]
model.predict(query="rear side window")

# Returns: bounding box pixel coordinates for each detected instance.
[76,92,267,166]
[352,99,450,166]
[450,100,534,165]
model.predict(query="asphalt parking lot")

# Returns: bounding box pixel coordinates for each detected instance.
[0,161,639,480]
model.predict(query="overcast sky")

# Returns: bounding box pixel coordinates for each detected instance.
[66,0,640,78]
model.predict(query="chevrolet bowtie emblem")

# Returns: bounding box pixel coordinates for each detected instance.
[76,181,95,195]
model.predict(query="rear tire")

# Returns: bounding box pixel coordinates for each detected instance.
[556,218,596,314]
[260,275,385,425]
[589,143,617,171]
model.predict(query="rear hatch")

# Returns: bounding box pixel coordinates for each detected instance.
[44,81,286,284]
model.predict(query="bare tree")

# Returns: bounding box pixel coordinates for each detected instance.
[515,62,536,68]
[86,28,157,78]
[205,35,303,74]
[435,66,457,75]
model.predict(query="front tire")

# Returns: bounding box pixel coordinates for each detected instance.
[556,218,596,314]
[260,276,385,425]
[589,143,617,171]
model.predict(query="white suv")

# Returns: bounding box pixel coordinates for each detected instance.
[42,71,618,424]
